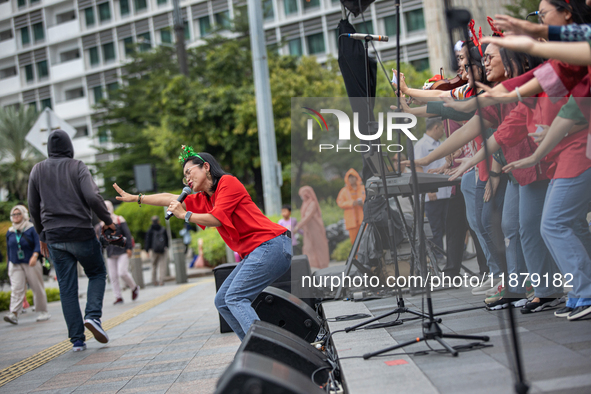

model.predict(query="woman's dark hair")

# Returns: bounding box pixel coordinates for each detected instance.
[183,152,230,194]
[545,0,591,24]
[282,204,291,211]
[499,48,544,79]
[464,41,491,85]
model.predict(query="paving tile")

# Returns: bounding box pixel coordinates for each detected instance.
[166,378,218,394]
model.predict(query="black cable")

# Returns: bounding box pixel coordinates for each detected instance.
[311,365,332,385]
[336,341,491,361]
[327,313,372,322]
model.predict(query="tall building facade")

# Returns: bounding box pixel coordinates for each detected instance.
[0,0,428,164]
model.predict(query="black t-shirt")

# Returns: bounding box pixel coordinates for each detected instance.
[44,227,96,243]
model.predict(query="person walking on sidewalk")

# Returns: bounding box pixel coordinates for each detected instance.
[113,146,291,340]
[4,205,50,324]
[101,201,139,304]
[145,216,168,286]
[28,130,113,351]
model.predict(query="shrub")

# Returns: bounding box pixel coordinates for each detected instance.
[191,214,282,267]
[291,198,344,227]
[331,239,352,262]
[0,221,12,263]
[0,287,60,311]
[0,262,7,282]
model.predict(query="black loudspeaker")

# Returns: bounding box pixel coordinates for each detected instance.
[252,287,322,342]
[212,263,239,333]
[238,321,331,385]
[215,352,326,394]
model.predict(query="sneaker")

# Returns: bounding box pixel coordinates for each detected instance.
[485,283,504,297]
[36,312,51,321]
[72,340,87,352]
[554,306,574,318]
[113,298,124,305]
[472,277,493,295]
[484,285,506,304]
[3,313,17,325]
[567,305,591,321]
[84,318,109,343]
[486,297,525,311]
[132,285,139,301]
[525,281,534,300]
[520,296,564,314]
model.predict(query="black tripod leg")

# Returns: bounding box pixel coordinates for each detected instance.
[363,337,423,359]
[441,333,490,342]
[403,308,431,320]
[335,222,367,299]
[345,307,402,332]
[433,336,458,357]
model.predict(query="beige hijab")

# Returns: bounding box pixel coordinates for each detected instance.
[9,205,34,233]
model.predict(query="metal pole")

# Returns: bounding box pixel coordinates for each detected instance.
[247,0,282,215]
[172,0,189,76]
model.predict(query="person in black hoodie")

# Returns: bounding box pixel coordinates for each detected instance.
[28,130,115,351]
[144,216,168,286]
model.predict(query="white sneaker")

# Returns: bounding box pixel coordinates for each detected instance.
[472,277,496,295]
[485,283,502,296]
[36,312,51,321]
[4,313,18,325]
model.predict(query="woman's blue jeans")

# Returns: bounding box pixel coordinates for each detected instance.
[541,167,591,307]
[476,177,508,277]
[215,234,292,340]
[502,182,528,294]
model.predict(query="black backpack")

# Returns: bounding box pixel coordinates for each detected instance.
[152,227,167,254]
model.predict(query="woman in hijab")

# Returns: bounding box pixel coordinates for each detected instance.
[337,168,366,244]
[100,201,139,305]
[4,205,50,324]
[295,186,330,269]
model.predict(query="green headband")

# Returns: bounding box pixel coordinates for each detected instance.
[178,145,205,164]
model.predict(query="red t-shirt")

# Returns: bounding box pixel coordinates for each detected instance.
[184,175,286,257]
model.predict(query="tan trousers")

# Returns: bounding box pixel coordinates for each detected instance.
[151,250,168,285]
[8,262,48,314]
[107,253,137,300]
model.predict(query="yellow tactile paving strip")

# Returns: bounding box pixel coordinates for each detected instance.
[0,282,198,387]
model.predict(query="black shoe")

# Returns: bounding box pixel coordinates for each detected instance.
[486,296,527,311]
[567,305,591,321]
[554,306,574,318]
[520,296,563,314]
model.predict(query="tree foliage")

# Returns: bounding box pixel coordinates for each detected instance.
[504,0,540,20]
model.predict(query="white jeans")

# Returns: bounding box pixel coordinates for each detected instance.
[8,262,48,314]
[106,253,137,300]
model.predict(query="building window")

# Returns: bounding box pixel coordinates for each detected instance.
[40,98,51,110]
[405,9,425,33]
[36,60,48,78]
[0,29,13,42]
[288,38,302,56]
[33,23,44,42]
[134,0,147,12]
[123,36,134,55]
[0,66,17,79]
[85,8,95,27]
[28,102,37,111]
[214,11,231,30]
[120,0,130,16]
[302,0,319,10]
[410,58,429,72]
[30,0,40,4]
[384,15,398,37]
[137,32,151,51]
[21,27,30,45]
[98,126,109,143]
[160,28,172,44]
[74,125,89,138]
[353,21,374,35]
[93,86,103,103]
[56,10,76,25]
[184,21,190,40]
[65,87,84,101]
[157,0,167,4]
[284,0,297,15]
[89,46,100,65]
[103,42,116,61]
[60,48,80,63]
[306,32,324,55]
[263,0,274,20]
[98,2,111,23]
[17,0,25,7]
[199,16,211,37]
[25,64,34,81]
[107,82,119,96]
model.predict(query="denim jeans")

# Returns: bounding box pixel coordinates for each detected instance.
[502,182,528,294]
[541,167,591,307]
[519,181,561,298]
[48,238,106,344]
[461,169,492,274]
[425,199,448,259]
[476,177,507,277]
[214,234,292,340]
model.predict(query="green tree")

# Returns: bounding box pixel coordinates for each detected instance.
[0,106,43,201]
[504,0,539,21]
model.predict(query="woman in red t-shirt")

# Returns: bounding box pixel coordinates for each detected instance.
[114,148,291,340]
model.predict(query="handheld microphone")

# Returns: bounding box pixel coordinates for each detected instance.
[165,186,192,220]
[347,33,389,42]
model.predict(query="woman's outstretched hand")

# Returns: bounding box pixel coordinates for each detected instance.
[113,183,136,203]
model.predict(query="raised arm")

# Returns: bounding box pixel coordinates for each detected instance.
[448,136,502,181]
[113,183,180,207]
